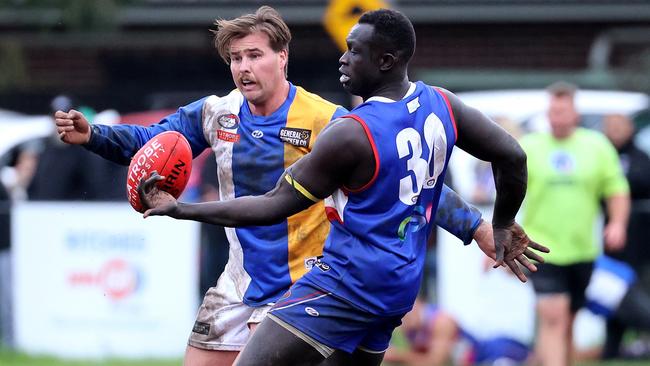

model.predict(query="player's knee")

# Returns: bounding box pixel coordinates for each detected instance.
[538,295,570,321]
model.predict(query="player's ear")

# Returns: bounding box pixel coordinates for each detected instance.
[379,52,397,71]
[278,48,288,71]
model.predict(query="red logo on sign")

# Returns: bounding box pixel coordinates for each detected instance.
[217,130,240,142]
[68,259,142,301]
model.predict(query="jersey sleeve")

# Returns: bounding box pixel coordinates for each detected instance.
[83,97,210,165]
[597,134,630,198]
[434,184,483,245]
[331,106,349,121]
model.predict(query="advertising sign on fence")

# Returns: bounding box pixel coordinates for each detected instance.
[12,202,199,358]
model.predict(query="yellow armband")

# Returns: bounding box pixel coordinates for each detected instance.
[284,173,320,203]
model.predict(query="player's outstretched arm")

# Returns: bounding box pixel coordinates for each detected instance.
[439,88,549,282]
[138,118,370,227]
[54,99,207,165]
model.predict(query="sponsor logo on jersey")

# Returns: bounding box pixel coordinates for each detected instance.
[306,256,329,271]
[192,321,211,335]
[217,113,239,129]
[279,127,312,147]
[315,260,330,272]
[252,130,264,138]
[217,130,240,143]
[305,307,320,317]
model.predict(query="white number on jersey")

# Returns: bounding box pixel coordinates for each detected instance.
[396,113,446,205]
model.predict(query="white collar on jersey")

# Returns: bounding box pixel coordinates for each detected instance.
[365,82,416,103]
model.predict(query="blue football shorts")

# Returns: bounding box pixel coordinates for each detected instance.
[268,280,405,355]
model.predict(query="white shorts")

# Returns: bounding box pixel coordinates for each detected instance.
[188,269,272,351]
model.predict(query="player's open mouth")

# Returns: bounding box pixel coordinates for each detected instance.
[241,79,256,89]
[339,73,350,84]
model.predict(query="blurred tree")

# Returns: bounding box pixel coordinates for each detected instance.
[62,0,118,31]
[0,42,27,91]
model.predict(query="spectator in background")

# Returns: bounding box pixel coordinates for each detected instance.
[600,113,650,359]
[470,116,523,206]
[28,95,127,201]
[384,297,459,366]
[521,82,631,366]
[385,296,530,366]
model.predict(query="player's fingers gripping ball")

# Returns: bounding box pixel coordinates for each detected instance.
[126,131,192,212]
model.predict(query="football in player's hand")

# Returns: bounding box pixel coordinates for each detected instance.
[126,131,192,212]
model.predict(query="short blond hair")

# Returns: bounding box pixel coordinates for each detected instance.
[213,6,291,76]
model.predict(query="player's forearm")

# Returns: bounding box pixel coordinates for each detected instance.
[84,124,152,165]
[435,184,482,245]
[606,193,631,227]
[171,189,309,227]
[491,144,527,228]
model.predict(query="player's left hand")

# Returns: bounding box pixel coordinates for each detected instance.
[137,171,179,218]
[492,222,550,283]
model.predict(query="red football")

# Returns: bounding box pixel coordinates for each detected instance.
[126,131,192,212]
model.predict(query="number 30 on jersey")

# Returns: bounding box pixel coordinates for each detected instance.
[396,113,447,205]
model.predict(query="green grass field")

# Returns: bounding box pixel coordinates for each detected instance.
[1,349,650,366]
[0,350,181,366]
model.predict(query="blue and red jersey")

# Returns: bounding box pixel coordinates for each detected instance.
[305,82,457,315]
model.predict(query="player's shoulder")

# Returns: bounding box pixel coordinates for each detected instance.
[204,89,245,109]
[202,89,245,117]
[294,86,340,111]
[294,86,339,107]
[292,85,347,125]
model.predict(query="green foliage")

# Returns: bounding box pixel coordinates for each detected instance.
[0,41,27,91]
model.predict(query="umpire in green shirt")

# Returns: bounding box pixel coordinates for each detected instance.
[521,82,630,366]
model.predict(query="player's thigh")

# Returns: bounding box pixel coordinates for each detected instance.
[184,345,238,366]
[321,349,384,366]
[235,316,325,366]
[247,304,272,334]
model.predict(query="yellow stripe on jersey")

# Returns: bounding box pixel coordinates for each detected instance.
[284,86,339,283]
[284,174,320,203]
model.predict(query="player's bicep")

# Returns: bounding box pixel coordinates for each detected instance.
[284,119,362,200]
[441,89,524,163]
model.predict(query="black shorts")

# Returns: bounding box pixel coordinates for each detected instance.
[530,261,594,312]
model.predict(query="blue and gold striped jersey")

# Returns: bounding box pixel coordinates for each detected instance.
[86,83,346,306]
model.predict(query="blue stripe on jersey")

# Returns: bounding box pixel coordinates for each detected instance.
[233,85,297,305]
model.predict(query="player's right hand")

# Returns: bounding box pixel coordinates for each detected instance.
[54,109,91,145]
[137,171,179,218]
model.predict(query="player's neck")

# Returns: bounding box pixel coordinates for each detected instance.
[248,80,290,116]
[365,76,411,102]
